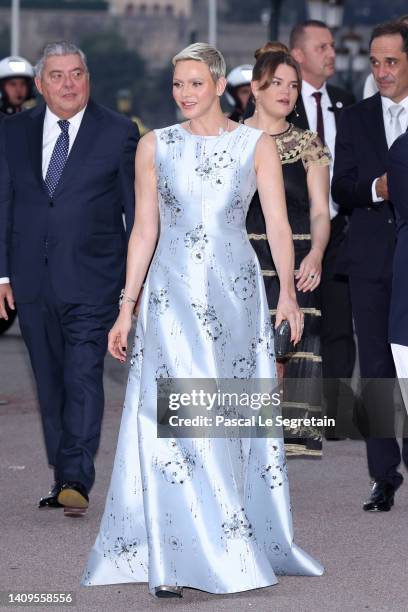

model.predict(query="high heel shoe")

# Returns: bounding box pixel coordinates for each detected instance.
[154,585,183,598]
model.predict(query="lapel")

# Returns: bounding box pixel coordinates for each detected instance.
[326,85,343,128]
[25,100,104,197]
[26,104,46,192]
[361,93,388,168]
[52,99,104,198]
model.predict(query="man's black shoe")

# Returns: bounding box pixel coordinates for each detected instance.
[363,481,395,512]
[38,482,63,508]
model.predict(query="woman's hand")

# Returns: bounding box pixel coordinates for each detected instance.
[275,293,304,345]
[108,309,133,363]
[295,248,323,292]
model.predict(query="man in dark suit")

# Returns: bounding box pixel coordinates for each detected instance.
[388,131,408,417]
[289,20,356,432]
[332,21,408,511]
[0,42,139,516]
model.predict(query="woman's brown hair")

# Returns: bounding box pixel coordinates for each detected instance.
[254,41,289,59]
[252,41,302,92]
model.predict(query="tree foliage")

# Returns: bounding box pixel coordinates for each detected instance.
[221,0,274,23]
[0,27,10,59]
[140,64,178,129]
[80,31,146,114]
[221,0,302,24]
[80,31,177,128]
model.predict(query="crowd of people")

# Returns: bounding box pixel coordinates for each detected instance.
[0,13,408,600]
[231,17,408,503]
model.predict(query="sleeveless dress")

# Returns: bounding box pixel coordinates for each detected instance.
[247,125,331,458]
[81,123,323,594]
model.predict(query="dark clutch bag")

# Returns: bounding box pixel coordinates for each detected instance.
[274,320,294,359]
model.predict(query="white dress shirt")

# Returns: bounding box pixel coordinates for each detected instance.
[301,80,338,219]
[0,106,87,285]
[372,94,408,203]
[41,106,86,179]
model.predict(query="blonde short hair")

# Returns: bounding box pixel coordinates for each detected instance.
[172,42,226,82]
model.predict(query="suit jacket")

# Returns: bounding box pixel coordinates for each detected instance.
[290,83,355,281]
[289,83,355,131]
[0,100,139,304]
[331,93,396,279]
[387,132,408,345]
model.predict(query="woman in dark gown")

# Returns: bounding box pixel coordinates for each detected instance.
[246,45,331,457]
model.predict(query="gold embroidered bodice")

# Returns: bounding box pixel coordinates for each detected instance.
[272,124,331,169]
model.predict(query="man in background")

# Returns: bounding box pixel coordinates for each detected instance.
[0,55,36,335]
[226,64,253,122]
[332,21,408,511]
[388,130,408,415]
[363,14,408,98]
[290,20,356,434]
[0,55,35,115]
[0,41,139,517]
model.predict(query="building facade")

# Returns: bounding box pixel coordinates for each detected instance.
[108,0,191,17]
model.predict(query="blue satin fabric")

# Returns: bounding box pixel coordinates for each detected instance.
[82,124,323,593]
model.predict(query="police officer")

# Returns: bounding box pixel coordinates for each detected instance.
[0,56,35,334]
[225,64,253,122]
[0,55,35,116]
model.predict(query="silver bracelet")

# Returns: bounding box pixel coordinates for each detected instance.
[119,288,137,308]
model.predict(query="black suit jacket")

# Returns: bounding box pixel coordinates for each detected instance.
[0,100,139,304]
[388,132,408,345]
[289,84,355,130]
[331,93,396,280]
[290,84,355,280]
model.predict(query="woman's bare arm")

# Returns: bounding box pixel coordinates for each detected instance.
[254,133,303,343]
[109,131,159,361]
[296,162,330,292]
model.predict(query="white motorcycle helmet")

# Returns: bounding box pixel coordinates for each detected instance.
[0,56,34,80]
[225,64,253,107]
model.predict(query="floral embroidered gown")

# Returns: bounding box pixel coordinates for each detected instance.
[246,125,331,458]
[82,123,323,594]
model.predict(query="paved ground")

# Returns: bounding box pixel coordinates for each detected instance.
[1,320,407,612]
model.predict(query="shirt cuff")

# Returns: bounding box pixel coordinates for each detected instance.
[0,277,10,284]
[372,178,384,204]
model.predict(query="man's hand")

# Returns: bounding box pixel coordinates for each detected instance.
[0,283,15,320]
[375,173,389,200]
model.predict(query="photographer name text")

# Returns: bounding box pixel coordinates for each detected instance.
[167,415,335,428]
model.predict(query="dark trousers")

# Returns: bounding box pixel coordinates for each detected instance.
[349,275,408,489]
[321,216,356,431]
[17,272,117,492]
[321,216,356,380]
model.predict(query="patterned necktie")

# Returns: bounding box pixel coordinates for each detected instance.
[44,119,70,196]
[387,104,404,148]
[312,91,325,144]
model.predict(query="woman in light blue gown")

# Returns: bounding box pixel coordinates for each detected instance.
[82,43,323,598]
